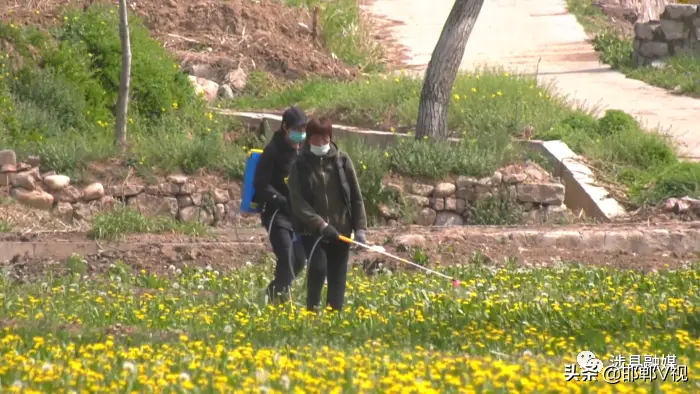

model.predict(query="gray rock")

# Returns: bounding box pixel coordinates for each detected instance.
[639,41,669,57]
[384,182,404,194]
[178,183,196,196]
[11,188,54,210]
[177,196,194,207]
[43,175,71,191]
[225,68,248,91]
[405,194,430,207]
[53,185,83,203]
[445,197,458,212]
[213,188,230,204]
[411,183,434,196]
[82,183,105,202]
[634,21,661,40]
[477,177,491,186]
[416,208,436,226]
[109,184,144,198]
[456,198,467,214]
[394,234,426,248]
[503,173,527,184]
[10,172,35,190]
[73,202,95,221]
[662,4,697,20]
[379,203,400,219]
[660,19,687,41]
[435,212,464,226]
[456,186,479,202]
[128,194,178,218]
[214,203,226,222]
[218,84,234,99]
[516,183,565,205]
[432,182,456,198]
[53,202,74,223]
[167,175,188,184]
[26,155,40,167]
[0,150,16,166]
[179,206,200,222]
[491,171,503,185]
[191,192,203,206]
[455,176,478,188]
[431,197,445,211]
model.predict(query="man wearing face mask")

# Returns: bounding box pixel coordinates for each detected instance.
[253,106,308,303]
[287,117,368,312]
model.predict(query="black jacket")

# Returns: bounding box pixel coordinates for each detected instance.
[253,130,300,230]
[288,141,367,237]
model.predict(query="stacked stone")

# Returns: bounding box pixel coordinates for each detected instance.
[378,166,567,226]
[634,4,700,67]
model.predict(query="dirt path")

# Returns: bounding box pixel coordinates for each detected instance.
[2,223,700,280]
[366,0,700,159]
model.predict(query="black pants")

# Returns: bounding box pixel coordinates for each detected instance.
[266,224,306,303]
[301,237,351,311]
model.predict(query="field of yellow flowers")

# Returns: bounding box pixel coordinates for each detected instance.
[0,257,698,393]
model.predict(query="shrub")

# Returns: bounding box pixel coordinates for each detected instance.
[638,162,700,203]
[0,5,242,178]
[592,30,633,69]
[597,109,639,136]
[468,190,525,226]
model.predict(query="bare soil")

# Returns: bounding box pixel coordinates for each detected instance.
[1,0,357,80]
[1,223,697,282]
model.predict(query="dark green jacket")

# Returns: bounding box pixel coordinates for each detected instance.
[287,142,367,237]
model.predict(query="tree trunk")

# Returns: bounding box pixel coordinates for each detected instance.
[115,0,132,150]
[415,0,485,139]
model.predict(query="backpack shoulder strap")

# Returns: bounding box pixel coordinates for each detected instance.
[335,153,353,220]
[294,156,314,206]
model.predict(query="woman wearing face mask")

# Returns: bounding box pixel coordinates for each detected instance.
[287,117,368,312]
[252,106,308,303]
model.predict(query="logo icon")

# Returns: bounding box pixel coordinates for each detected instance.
[577,351,604,374]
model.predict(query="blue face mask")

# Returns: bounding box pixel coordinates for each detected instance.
[289,130,306,143]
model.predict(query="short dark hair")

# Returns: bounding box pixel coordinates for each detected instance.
[306,117,333,138]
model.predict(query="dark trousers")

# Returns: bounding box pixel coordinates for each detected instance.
[301,237,351,311]
[266,225,306,302]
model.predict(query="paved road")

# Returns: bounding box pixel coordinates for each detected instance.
[366,0,700,159]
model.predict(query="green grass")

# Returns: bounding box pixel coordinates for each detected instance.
[231,69,700,206]
[0,259,698,392]
[0,220,10,232]
[283,0,385,72]
[87,206,209,240]
[567,0,700,97]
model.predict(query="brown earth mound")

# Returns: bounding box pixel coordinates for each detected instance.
[1,0,357,80]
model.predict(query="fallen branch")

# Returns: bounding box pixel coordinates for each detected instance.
[167,33,203,44]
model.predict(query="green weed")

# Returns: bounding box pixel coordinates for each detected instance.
[467,189,525,225]
[88,206,209,240]
[283,0,385,71]
[0,220,11,232]
[231,69,570,138]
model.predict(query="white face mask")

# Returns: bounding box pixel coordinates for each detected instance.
[310,144,330,156]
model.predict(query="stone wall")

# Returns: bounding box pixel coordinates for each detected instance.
[378,163,568,226]
[0,150,241,225]
[1,149,569,227]
[633,4,700,66]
